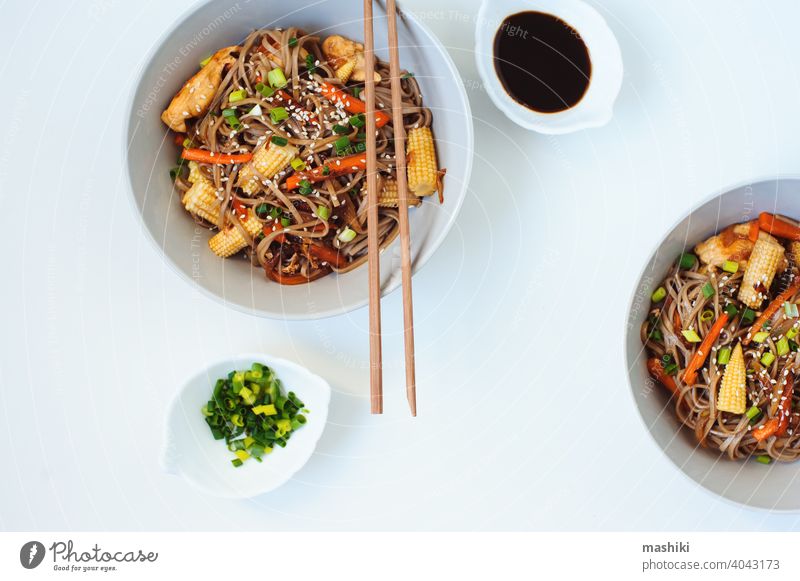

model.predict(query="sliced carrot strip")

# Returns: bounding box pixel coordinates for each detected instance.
[682,312,730,386]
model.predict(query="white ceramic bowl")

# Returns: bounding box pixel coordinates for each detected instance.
[475,0,623,134]
[124,0,473,320]
[626,177,800,511]
[162,354,331,498]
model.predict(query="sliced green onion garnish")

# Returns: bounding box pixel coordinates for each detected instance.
[352,86,362,98]
[741,308,756,324]
[752,331,770,343]
[777,336,790,356]
[247,104,263,117]
[701,281,715,299]
[333,124,350,135]
[663,363,679,376]
[256,203,270,217]
[316,205,330,220]
[700,309,714,322]
[270,107,289,123]
[229,89,247,103]
[755,455,771,465]
[785,302,799,318]
[269,206,281,219]
[221,108,242,130]
[350,113,366,128]
[267,68,288,88]
[231,458,243,467]
[255,82,276,99]
[722,260,739,273]
[280,216,291,227]
[169,166,182,181]
[746,406,762,421]
[761,351,776,366]
[651,287,666,303]
[354,142,367,153]
[338,227,357,243]
[717,347,732,365]
[787,327,799,339]
[334,135,351,155]
[724,303,739,318]
[271,135,289,146]
[681,329,702,343]
[402,71,415,79]
[649,329,663,342]
[299,179,313,195]
[200,55,212,67]
[290,158,306,171]
[791,340,799,352]
[679,253,697,270]
[288,37,298,47]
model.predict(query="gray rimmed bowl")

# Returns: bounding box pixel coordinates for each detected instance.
[625,177,800,511]
[123,0,473,320]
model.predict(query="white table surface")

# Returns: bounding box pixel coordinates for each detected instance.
[3,0,800,531]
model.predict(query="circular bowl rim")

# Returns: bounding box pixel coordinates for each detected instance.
[623,173,800,513]
[122,0,475,321]
[162,351,332,499]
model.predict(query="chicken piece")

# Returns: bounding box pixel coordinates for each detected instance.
[322,35,380,83]
[161,46,237,132]
[694,222,756,270]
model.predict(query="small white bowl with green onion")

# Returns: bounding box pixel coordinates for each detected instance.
[163,354,331,498]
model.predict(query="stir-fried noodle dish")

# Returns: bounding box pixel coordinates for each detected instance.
[642,213,800,463]
[160,27,444,285]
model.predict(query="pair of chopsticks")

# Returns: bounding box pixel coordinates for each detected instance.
[363,0,416,416]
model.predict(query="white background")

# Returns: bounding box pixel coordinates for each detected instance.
[3,0,800,531]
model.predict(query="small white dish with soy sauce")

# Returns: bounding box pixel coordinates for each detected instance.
[475,0,623,134]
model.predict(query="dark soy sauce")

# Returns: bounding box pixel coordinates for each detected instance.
[493,11,591,113]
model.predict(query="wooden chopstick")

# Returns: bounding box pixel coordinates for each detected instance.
[363,0,383,414]
[386,0,417,416]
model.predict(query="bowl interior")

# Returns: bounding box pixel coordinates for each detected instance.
[125,0,472,320]
[626,177,800,511]
[163,354,331,498]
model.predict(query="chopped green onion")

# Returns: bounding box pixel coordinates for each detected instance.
[349,113,366,128]
[200,55,212,67]
[182,137,193,148]
[169,166,183,181]
[231,458,244,467]
[777,336,790,356]
[651,287,666,303]
[722,260,739,273]
[352,86,362,98]
[662,353,673,364]
[663,363,679,376]
[221,108,242,130]
[288,37,298,47]
[255,82,275,99]
[701,282,715,299]
[402,71,415,79]
[269,206,281,219]
[256,203,270,217]
[785,302,799,318]
[280,216,291,227]
[290,158,306,171]
[681,329,702,343]
[270,107,289,123]
[649,329,663,342]
[791,340,799,352]
[268,68,288,88]
[717,347,732,365]
[354,142,367,153]
[229,89,247,103]
[247,104,263,117]
[338,227,357,243]
[700,310,714,322]
[334,135,351,155]
[322,165,331,176]
[333,124,351,135]
[741,308,756,325]
[271,135,289,146]
[755,455,771,465]
[316,205,330,220]
[746,406,762,421]
[679,253,697,269]
[787,327,799,339]
[761,351,776,366]
[724,303,738,318]
[752,331,770,343]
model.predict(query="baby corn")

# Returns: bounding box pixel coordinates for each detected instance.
[182,177,222,227]
[236,142,298,195]
[208,210,263,258]
[378,179,422,208]
[738,237,785,308]
[717,342,746,414]
[335,58,357,84]
[187,160,205,185]
[406,127,439,197]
